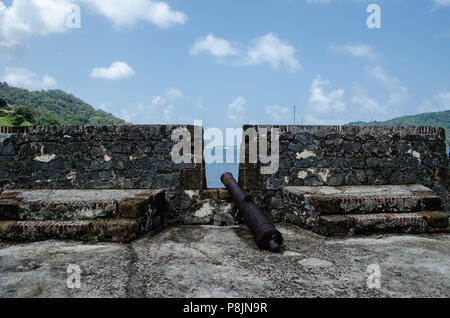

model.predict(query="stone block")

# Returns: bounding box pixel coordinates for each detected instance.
[180,169,203,190]
[98,170,116,181]
[347,213,428,234]
[0,201,20,220]
[218,189,231,199]
[309,196,341,214]
[422,196,442,211]
[316,215,349,236]
[213,213,235,226]
[0,192,18,199]
[0,221,16,238]
[119,198,148,218]
[421,211,449,228]
[0,143,15,156]
[106,219,138,239]
[238,167,263,190]
[202,189,218,200]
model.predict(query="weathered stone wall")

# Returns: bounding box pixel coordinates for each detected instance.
[1,124,448,226]
[0,125,205,192]
[239,125,449,217]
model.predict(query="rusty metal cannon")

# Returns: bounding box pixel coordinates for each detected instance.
[221,172,283,252]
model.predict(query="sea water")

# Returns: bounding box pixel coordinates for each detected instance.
[205,147,239,188]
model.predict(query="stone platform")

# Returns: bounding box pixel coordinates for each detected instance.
[283,185,441,213]
[0,189,168,242]
[0,224,449,298]
[1,185,449,242]
[283,185,449,236]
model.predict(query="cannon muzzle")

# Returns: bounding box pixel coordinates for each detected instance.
[221,172,283,252]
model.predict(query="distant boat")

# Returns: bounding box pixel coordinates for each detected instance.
[204,145,239,150]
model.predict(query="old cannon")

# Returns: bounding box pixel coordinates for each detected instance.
[221,172,283,252]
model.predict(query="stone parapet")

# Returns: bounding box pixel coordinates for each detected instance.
[239,125,447,190]
[0,125,205,191]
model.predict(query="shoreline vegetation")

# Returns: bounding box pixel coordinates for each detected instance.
[0,82,127,127]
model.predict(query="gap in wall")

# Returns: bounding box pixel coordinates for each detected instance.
[204,145,240,189]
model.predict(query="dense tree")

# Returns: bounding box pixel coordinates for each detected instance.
[0,82,127,126]
[11,114,25,126]
[0,94,6,109]
[14,105,35,122]
[38,115,62,126]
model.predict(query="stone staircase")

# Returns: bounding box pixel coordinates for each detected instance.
[2,185,448,242]
[0,189,167,242]
[282,185,449,236]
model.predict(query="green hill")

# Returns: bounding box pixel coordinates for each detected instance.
[0,82,127,127]
[349,110,450,146]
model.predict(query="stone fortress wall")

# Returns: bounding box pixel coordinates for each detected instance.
[0,125,208,228]
[0,125,205,192]
[240,125,447,190]
[0,124,448,232]
[239,125,449,222]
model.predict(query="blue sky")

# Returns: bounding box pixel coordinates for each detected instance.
[1,0,450,133]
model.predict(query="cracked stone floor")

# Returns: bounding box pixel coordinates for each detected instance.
[0,223,449,298]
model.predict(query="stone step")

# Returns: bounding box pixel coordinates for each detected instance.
[283,185,441,215]
[0,219,139,243]
[0,189,167,221]
[316,211,449,236]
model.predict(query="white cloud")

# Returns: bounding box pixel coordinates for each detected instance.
[128,89,195,123]
[145,94,176,122]
[330,43,381,61]
[350,83,381,113]
[227,96,246,122]
[166,87,184,99]
[108,87,201,125]
[1,67,57,90]
[42,74,57,87]
[309,75,345,113]
[0,0,76,47]
[420,91,450,112]
[302,78,369,125]
[303,68,412,125]
[437,30,450,38]
[120,109,136,122]
[163,104,175,121]
[432,0,450,11]
[150,95,167,107]
[90,61,135,80]
[367,66,396,88]
[98,103,109,111]
[195,97,205,111]
[434,91,450,107]
[366,66,409,108]
[243,33,301,71]
[0,0,186,47]
[265,105,290,123]
[190,33,301,72]
[190,34,239,57]
[80,0,187,28]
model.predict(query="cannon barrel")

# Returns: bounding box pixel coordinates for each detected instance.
[221,172,283,252]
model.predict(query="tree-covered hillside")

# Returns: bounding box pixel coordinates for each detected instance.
[0,82,127,127]
[349,110,450,146]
